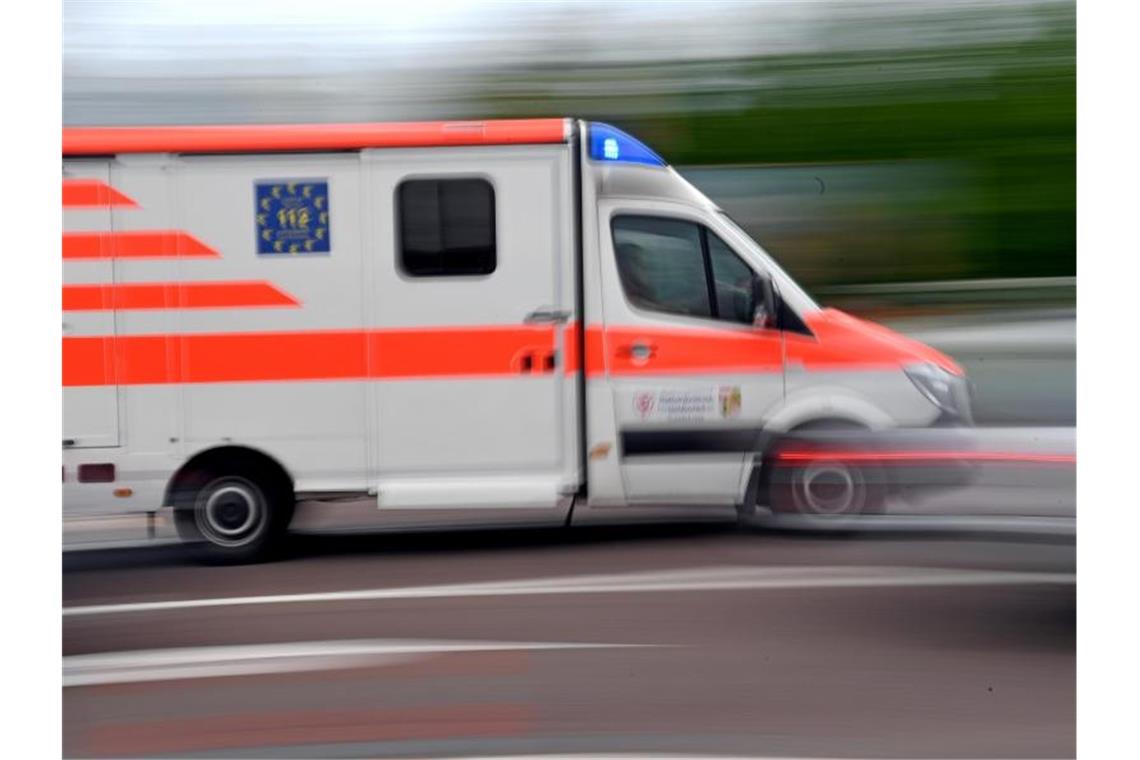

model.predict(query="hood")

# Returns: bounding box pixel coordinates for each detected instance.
[793,308,964,376]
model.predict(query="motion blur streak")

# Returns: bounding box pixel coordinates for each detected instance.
[773,450,1076,464]
[64,639,652,686]
[64,565,1073,618]
[83,704,534,757]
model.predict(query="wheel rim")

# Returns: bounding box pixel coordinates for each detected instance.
[792,460,867,516]
[195,477,266,547]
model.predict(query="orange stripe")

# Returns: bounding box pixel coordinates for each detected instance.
[62,179,137,208]
[593,317,955,377]
[62,335,116,386]
[793,309,964,376]
[63,321,957,387]
[371,326,556,379]
[566,324,607,376]
[63,326,559,386]
[63,119,567,156]
[603,325,783,375]
[563,322,580,373]
[62,231,219,260]
[62,282,299,311]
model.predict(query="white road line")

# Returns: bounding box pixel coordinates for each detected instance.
[367,757,881,760]
[64,639,650,687]
[374,757,905,760]
[755,515,1076,534]
[63,565,1074,618]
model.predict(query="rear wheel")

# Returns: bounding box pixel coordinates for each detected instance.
[174,466,292,563]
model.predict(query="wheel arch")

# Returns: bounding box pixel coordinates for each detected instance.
[165,444,295,509]
[763,393,895,434]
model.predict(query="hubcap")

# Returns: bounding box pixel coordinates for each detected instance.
[794,461,865,515]
[196,478,265,546]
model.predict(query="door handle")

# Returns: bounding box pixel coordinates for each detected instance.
[617,341,657,362]
[523,308,572,325]
[516,349,558,374]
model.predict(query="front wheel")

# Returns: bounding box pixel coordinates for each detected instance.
[769,457,885,518]
[174,469,291,563]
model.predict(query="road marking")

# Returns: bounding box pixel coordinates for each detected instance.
[64,639,650,687]
[63,565,1074,618]
[752,514,1076,535]
[350,757,887,760]
[365,757,893,760]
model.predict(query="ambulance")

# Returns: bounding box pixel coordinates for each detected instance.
[62,118,973,561]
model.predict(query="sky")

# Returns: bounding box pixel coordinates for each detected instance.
[66,0,1050,72]
[62,0,1063,124]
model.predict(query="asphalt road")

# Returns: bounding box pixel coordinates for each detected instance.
[63,526,1075,759]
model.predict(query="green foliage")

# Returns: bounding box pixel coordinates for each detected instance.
[478,3,1075,284]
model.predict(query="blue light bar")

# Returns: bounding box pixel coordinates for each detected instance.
[587,122,666,167]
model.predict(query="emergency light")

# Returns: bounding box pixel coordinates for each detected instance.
[587,122,666,167]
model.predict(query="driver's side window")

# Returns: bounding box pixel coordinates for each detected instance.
[612,214,756,325]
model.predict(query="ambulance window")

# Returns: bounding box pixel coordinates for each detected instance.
[398,178,496,276]
[708,232,756,324]
[612,216,712,319]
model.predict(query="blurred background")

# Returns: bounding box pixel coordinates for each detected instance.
[63,3,1076,757]
[65,0,1075,424]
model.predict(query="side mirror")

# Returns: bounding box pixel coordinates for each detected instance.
[751,276,778,330]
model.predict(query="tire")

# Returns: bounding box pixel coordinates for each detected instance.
[173,466,292,564]
[768,456,886,519]
[764,421,887,523]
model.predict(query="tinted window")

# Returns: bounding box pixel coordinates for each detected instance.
[708,232,755,323]
[612,216,711,318]
[398,178,495,276]
[612,215,760,325]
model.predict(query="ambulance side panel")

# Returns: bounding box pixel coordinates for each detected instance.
[172,154,370,494]
[64,143,582,523]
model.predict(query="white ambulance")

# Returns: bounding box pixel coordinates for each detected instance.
[63,118,973,561]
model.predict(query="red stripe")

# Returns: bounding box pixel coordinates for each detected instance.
[63,282,299,311]
[62,231,219,260]
[63,326,559,386]
[62,179,138,208]
[775,450,1076,465]
[63,119,567,156]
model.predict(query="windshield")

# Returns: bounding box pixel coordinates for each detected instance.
[716,210,819,311]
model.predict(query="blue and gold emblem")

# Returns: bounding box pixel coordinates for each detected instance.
[255,179,331,255]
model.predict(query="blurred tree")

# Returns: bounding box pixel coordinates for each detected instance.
[473,1,1074,286]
